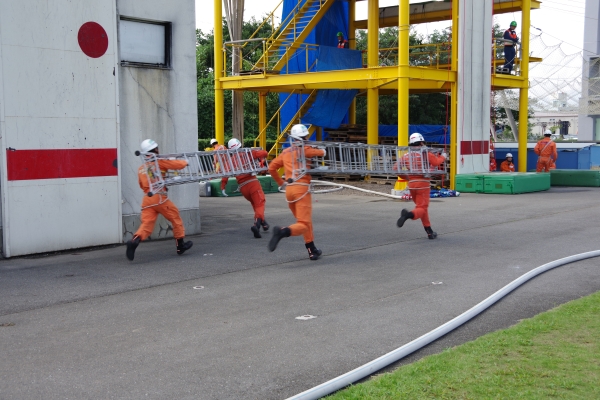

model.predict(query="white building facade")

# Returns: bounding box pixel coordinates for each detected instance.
[578,0,600,141]
[532,112,579,137]
[0,0,199,257]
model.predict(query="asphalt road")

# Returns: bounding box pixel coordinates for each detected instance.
[1,186,599,399]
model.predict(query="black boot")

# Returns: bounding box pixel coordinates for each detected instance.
[305,241,322,261]
[126,235,141,261]
[268,226,291,252]
[397,209,414,228]
[251,218,262,238]
[424,226,437,240]
[261,219,270,232]
[176,238,193,255]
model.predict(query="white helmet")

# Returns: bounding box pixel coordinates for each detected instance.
[228,138,242,150]
[409,132,425,144]
[506,153,513,158]
[290,124,309,139]
[140,139,158,153]
[210,139,218,145]
[544,129,552,136]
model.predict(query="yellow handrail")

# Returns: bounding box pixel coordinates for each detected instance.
[253,90,299,148]
[268,89,317,158]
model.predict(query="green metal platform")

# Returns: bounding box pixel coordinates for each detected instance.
[456,172,550,194]
[549,169,600,187]
[210,175,280,197]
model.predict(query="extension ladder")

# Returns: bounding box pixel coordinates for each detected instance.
[285,140,448,183]
[135,148,269,196]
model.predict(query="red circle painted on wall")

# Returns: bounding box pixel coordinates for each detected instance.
[78,22,108,58]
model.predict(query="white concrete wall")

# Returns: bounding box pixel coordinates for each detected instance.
[578,0,600,141]
[456,0,493,173]
[0,0,122,256]
[116,0,200,241]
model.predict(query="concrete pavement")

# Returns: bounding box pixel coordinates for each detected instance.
[1,186,599,399]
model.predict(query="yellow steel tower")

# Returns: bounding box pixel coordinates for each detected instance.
[213,0,541,187]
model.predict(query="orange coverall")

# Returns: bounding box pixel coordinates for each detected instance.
[268,145,326,243]
[213,144,229,190]
[231,149,268,221]
[500,160,515,172]
[399,151,446,227]
[134,159,188,241]
[490,157,497,172]
[534,137,558,172]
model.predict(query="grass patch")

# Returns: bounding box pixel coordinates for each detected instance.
[327,291,600,399]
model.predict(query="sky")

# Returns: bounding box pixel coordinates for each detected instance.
[196,0,589,56]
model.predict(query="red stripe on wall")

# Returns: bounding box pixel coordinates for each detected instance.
[460,141,490,155]
[7,148,118,181]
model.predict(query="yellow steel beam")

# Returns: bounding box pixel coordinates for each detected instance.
[354,1,541,29]
[398,0,409,148]
[491,74,529,90]
[493,56,542,66]
[449,0,458,190]
[213,0,225,145]
[349,0,356,125]
[518,0,531,172]
[395,0,409,191]
[367,0,379,146]
[220,66,457,90]
[258,93,267,150]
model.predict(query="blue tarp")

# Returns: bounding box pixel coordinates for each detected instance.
[379,125,451,145]
[280,0,358,131]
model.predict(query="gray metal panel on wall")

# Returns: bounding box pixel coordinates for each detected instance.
[117,0,200,240]
[0,0,122,256]
[457,0,492,174]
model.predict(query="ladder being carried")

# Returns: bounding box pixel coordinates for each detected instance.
[284,140,448,183]
[135,148,269,196]
[135,141,447,195]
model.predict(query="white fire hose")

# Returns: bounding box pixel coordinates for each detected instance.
[287,250,600,400]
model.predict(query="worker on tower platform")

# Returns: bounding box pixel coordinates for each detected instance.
[500,153,515,172]
[268,124,326,260]
[534,130,558,172]
[126,139,193,261]
[396,133,447,240]
[337,32,349,49]
[225,138,270,238]
[502,21,519,74]
[210,138,229,196]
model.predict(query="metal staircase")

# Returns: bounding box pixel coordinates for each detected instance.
[253,90,319,159]
[252,0,334,73]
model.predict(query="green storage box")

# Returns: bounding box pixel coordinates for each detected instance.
[455,174,485,193]
[550,169,600,187]
[483,172,550,194]
[210,175,280,197]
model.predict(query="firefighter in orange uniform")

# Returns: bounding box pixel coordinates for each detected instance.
[211,138,229,196]
[396,133,447,239]
[126,139,193,260]
[500,153,515,172]
[226,138,270,238]
[489,149,497,171]
[534,130,558,172]
[268,124,326,260]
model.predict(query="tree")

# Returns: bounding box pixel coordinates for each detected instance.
[196,19,280,145]
[353,27,450,125]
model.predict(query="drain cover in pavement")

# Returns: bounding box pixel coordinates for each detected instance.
[295,315,317,320]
